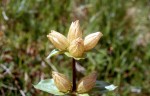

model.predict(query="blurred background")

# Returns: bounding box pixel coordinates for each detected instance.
[0,0,150,96]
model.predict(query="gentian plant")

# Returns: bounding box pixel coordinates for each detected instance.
[34,20,117,96]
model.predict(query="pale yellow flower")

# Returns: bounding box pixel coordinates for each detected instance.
[47,30,69,51]
[77,72,97,93]
[84,32,103,51]
[67,20,82,43]
[69,37,84,58]
[52,71,72,92]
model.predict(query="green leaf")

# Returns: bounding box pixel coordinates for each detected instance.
[46,49,62,59]
[34,79,65,95]
[64,52,86,60]
[78,93,90,96]
[92,80,117,94]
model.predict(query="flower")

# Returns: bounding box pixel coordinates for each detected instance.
[76,72,97,93]
[84,32,103,51]
[52,71,72,93]
[47,30,69,51]
[69,37,84,58]
[67,20,82,43]
[47,20,103,59]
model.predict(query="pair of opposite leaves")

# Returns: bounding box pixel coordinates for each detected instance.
[52,71,97,94]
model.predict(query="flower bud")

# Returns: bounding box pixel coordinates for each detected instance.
[69,37,84,58]
[67,20,82,43]
[52,71,72,93]
[47,30,69,50]
[77,72,97,93]
[84,32,103,51]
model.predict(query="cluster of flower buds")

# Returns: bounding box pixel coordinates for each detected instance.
[52,71,97,93]
[47,20,103,58]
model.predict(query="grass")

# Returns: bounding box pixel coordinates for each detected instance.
[0,0,150,96]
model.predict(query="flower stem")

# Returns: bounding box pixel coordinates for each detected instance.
[72,58,76,92]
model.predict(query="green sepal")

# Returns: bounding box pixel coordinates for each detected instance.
[64,52,86,60]
[46,49,64,59]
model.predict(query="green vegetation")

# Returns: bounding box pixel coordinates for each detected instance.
[0,0,150,96]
